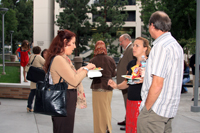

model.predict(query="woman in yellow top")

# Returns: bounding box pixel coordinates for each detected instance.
[44,29,95,133]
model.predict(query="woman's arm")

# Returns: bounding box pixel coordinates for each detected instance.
[52,56,86,86]
[108,79,128,90]
[77,67,85,73]
[52,56,95,87]
[117,80,129,89]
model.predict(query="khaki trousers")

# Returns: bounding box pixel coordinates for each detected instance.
[137,106,173,133]
[92,90,113,133]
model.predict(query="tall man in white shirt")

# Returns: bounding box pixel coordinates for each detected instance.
[137,11,184,133]
[117,34,134,130]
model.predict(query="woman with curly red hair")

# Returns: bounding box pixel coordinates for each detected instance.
[90,40,116,133]
[44,29,96,133]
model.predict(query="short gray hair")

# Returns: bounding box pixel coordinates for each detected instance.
[120,34,132,41]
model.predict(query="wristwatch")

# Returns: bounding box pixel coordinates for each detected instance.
[83,67,89,72]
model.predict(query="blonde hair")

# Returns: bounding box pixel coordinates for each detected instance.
[135,37,151,56]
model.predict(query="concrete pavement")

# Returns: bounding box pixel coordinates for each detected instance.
[0,67,200,132]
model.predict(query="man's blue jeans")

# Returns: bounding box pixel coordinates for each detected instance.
[182,77,190,92]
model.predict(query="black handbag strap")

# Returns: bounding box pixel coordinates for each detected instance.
[30,55,37,65]
[45,56,64,85]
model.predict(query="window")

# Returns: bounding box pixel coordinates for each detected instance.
[121,11,136,21]
[128,0,136,5]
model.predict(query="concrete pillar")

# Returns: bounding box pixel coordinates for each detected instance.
[135,1,142,38]
[34,0,54,50]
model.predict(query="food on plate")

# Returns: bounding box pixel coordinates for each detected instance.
[124,75,132,79]
[94,67,102,70]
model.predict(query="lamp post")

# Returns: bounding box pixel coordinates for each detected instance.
[9,30,14,55]
[191,0,200,112]
[0,8,8,75]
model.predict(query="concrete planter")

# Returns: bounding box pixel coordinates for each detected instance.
[73,56,83,70]
[10,55,16,62]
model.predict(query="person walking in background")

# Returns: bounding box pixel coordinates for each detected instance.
[90,41,116,133]
[189,54,196,101]
[108,37,151,133]
[137,11,184,133]
[41,49,48,59]
[27,46,45,112]
[182,60,190,93]
[15,40,31,82]
[44,29,95,133]
[116,33,134,131]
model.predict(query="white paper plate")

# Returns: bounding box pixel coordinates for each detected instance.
[121,75,132,79]
[88,70,102,78]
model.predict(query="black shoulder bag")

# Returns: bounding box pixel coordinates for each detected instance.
[26,55,45,83]
[34,56,68,116]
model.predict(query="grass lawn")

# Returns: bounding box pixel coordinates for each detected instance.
[0,58,11,64]
[0,66,20,83]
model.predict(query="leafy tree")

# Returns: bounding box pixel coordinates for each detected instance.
[0,0,33,51]
[179,38,196,62]
[91,0,129,57]
[55,0,92,56]
[0,0,18,53]
[140,0,196,47]
[15,0,33,42]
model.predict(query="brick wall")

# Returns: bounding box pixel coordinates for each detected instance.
[5,62,20,66]
[0,84,30,99]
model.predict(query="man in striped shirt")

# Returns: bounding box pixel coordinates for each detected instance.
[137,11,184,133]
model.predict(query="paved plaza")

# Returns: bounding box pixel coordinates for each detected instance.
[0,67,200,133]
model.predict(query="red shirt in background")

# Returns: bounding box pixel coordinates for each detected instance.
[17,47,30,67]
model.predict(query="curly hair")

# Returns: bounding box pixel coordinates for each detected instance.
[44,29,76,73]
[32,46,41,54]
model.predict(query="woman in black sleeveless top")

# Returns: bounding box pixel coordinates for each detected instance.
[108,37,151,133]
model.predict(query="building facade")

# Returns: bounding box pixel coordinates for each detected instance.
[34,0,142,54]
